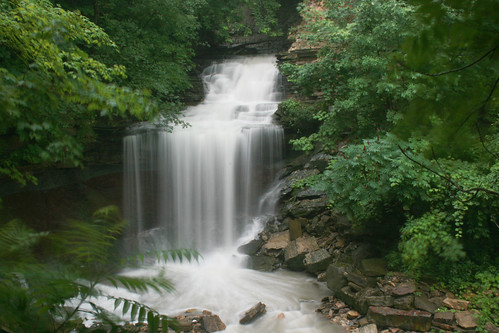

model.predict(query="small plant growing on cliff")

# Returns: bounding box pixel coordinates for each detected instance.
[0,206,200,332]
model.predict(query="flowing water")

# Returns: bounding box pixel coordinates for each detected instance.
[116,56,344,332]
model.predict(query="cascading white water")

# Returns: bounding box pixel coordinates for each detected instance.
[116,56,344,332]
[124,56,283,251]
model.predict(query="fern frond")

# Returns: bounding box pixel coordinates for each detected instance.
[125,248,203,266]
[103,274,175,294]
[52,205,125,266]
[0,220,48,262]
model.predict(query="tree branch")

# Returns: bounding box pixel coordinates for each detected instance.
[400,45,499,77]
[397,145,499,196]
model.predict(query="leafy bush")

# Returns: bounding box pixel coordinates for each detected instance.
[311,134,498,275]
[0,206,200,332]
[275,98,321,142]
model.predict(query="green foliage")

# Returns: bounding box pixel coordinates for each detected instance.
[244,0,282,35]
[276,98,320,141]
[431,263,499,330]
[281,0,418,150]
[313,134,498,274]
[282,0,498,285]
[394,0,499,158]
[0,0,159,185]
[0,206,200,332]
[63,0,201,103]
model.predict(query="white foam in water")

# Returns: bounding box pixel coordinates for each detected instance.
[114,56,345,332]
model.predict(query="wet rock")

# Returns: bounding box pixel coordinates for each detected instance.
[317,272,327,282]
[262,231,290,251]
[283,236,319,271]
[364,296,395,309]
[239,302,266,325]
[335,215,353,233]
[247,255,280,271]
[288,219,302,240]
[326,262,351,293]
[345,271,377,288]
[296,188,326,200]
[281,169,320,199]
[433,311,454,324]
[237,239,263,255]
[335,286,358,309]
[347,243,374,264]
[306,152,332,172]
[428,296,445,308]
[349,282,363,292]
[359,317,370,326]
[304,249,332,274]
[285,197,329,218]
[175,310,226,333]
[455,310,478,329]
[393,295,414,310]
[414,295,438,313]
[355,287,383,314]
[306,216,327,235]
[485,322,499,333]
[391,282,416,296]
[201,314,226,332]
[347,310,360,320]
[443,297,470,311]
[367,306,432,331]
[359,258,387,277]
[432,321,453,331]
[358,324,378,333]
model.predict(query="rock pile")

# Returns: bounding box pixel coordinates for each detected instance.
[238,151,498,333]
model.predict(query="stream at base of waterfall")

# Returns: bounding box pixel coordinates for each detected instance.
[91,56,345,332]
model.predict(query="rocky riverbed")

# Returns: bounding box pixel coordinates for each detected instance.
[235,151,499,333]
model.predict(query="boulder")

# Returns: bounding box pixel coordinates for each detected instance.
[285,197,329,218]
[345,271,377,288]
[326,262,350,293]
[288,219,302,240]
[239,302,266,325]
[347,310,360,320]
[442,297,470,311]
[359,258,388,277]
[262,231,290,251]
[306,152,332,171]
[296,188,326,200]
[306,216,327,235]
[355,287,383,314]
[363,295,394,309]
[247,255,280,272]
[304,249,332,274]
[201,314,226,332]
[414,295,438,313]
[433,311,454,324]
[393,295,414,310]
[237,239,263,255]
[485,323,499,333]
[391,282,416,296]
[335,286,358,309]
[284,236,319,271]
[280,169,320,199]
[428,296,445,308]
[367,306,432,331]
[175,310,226,333]
[455,310,478,329]
[358,323,378,333]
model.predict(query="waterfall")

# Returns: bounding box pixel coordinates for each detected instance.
[124,56,284,251]
[110,56,344,333]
